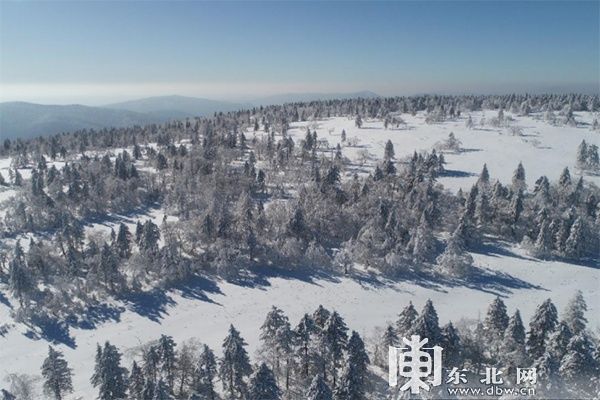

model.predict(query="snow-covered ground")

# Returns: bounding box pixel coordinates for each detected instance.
[278,111,600,192]
[1,246,598,398]
[1,111,599,398]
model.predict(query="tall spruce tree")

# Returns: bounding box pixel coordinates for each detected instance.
[219,325,252,399]
[306,374,333,400]
[247,363,281,400]
[91,342,128,400]
[41,346,73,400]
[527,299,558,360]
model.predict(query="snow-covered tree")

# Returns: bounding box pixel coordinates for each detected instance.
[128,361,144,400]
[511,162,526,192]
[322,311,349,389]
[219,325,252,399]
[564,217,586,259]
[564,290,588,335]
[384,140,395,160]
[411,300,441,345]
[192,344,217,400]
[91,342,128,400]
[527,299,558,360]
[305,374,332,400]
[483,297,509,343]
[436,228,474,277]
[293,313,316,383]
[41,346,73,400]
[157,334,177,389]
[8,241,32,306]
[247,363,280,400]
[411,213,436,263]
[559,333,598,396]
[396,302,418,339]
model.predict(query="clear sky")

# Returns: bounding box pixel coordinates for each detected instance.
[0,0,598,104]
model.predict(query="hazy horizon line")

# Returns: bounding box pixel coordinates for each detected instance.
[1,83,597,107]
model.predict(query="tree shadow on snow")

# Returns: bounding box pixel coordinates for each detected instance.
[440,169,477,178]
[230,264,343,290]
[0,291,11,308]
[119,273,223,323]
[119,289,177,323]
[24,317,77,349]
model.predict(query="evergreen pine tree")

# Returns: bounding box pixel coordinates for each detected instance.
[294,313,316,382]
[512,162,526,192]
[247,363,281,400]
[91,342,128,400]
[564,290,588,335]
[323,311,349,389]
[115,223,132,258]
[153,378,172,400]
[219,325,252,399]
[312,305,331,331]
[157,335,177,390]
[441,322,462,368]
[305,375,332,400]
[559,334,598,396]
[193,344,217,400]
[396,302,418,339]
[8,241,32,306]
[547,321,573,361]
[527,299,558,360]
[128,361,145,400]
[411,300,441,345]
[384,140,395,160]
[483,297,509,343]
[41,346,73,400]
[564,217,585,259]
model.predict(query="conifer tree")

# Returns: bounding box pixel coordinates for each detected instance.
[157,335,177,389]
[294,313,316,382]
[8,240,32,307]
[547,321,573,361]
[564,217,585,258]
[512,162,526,192]
[306,375,332,400]
[411,213,436,263]
[91,342,128,400]
[115,223,132,258]
[323,311,349,389]
[411,300,441,345]
[153,378,172,400]
[247,363,280,400]
[384,140,395,161]
[128,361,144,400]
[396,302,418,339]
[559,334,597,396]
[41,346,73,400]
[483,297,509,343]
[219,325,252,399]
[527,299,558,360]
[312,305,331,331]
[564,290,588,335]
[193,344,217,400]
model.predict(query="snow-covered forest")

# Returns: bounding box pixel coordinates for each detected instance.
[1,93,599,399]
[3,295,599,400]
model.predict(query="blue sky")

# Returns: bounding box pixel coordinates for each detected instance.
[0,1,598,104]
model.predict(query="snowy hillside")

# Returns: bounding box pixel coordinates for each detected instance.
[1,98,599,399]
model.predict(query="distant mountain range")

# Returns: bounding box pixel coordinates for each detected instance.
[104,95,251,120]
[0,92,379,140]
[0,102,161,140]
[248,90,380,106]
